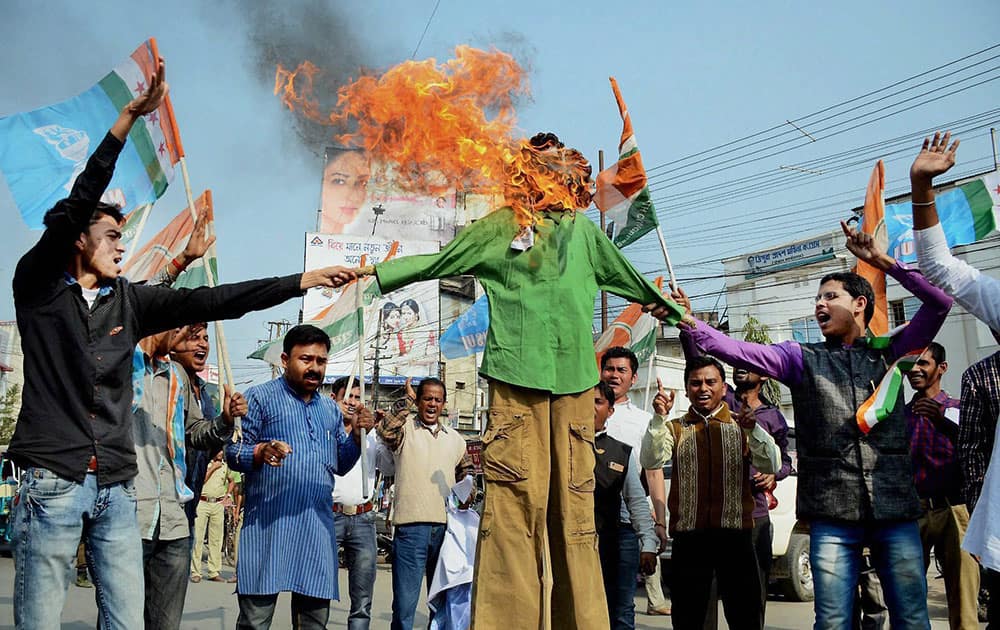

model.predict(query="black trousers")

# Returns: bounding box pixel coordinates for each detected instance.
[236,593,330,630]
[670,528,763,630]
[751,516,772,626]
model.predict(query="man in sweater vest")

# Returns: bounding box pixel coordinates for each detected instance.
[592,381,658,629]
[377,378,472,630]
[642,356,780,629]
[643,223,953,629]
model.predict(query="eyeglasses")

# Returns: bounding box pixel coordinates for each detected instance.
[814,291,847,303]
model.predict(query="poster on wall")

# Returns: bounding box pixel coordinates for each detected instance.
[318,146,458,243]
[304,233,441,383]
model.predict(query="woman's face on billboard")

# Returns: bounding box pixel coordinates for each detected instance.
[321,150,370,229]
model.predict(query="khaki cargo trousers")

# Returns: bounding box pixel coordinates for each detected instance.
[471,380,609,630]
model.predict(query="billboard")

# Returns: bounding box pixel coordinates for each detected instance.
[304,233,441,383]
[319,146,457,243]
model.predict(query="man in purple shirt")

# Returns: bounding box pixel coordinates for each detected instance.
[647,222,953,629]
[904,341,978,630]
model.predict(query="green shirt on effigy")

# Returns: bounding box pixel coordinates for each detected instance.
[375,207,684,395]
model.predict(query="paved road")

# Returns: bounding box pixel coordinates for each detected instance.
[0,556,974,629]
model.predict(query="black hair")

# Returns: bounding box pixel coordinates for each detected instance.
[43,198,125,233]
[819,272,875,325]
[684,355,727,384]
[282,324,331,355]
[331,376,360,398]
[925,341,946,364]
[595,381,616,409]
[415,377,447,402]
[600,346,639,374]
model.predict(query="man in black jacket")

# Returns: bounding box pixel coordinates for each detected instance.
[7,59,355,629]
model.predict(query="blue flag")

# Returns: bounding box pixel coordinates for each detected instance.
[0,40,181,229]
[440,295,489,360]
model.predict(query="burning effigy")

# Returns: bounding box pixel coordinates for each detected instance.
[274,45,592,228]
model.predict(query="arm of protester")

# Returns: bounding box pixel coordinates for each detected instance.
[671,287,704,362]
[678,319,804,386]
[640,380,677,470]
[148,206,216,287]
[910,131,959,231]
[225,388,265,472]
[110,57,168,142]
[735,402,781,474]
[376,404,411,454]
[624,453,658,557]
[371,214,497,293]
[643,467,668,549]
[912,396,959,437]
[334,404,363,475]
[185,375,235,450]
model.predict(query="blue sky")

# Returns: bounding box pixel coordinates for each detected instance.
[1,1,998,385]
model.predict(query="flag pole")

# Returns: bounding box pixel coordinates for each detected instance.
[178,157,239,437]
[655,226,678,293]
[356,278,369,499]
[642,352,657,409]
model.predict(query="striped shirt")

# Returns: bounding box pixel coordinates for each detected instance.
[225,377,359,599]
[959,352,1000,510]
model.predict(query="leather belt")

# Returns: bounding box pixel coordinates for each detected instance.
[200,495,225,503]
[333,501,374,515]
[86,456,98,473]
[920,496,952,511]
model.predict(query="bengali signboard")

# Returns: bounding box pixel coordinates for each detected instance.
[744,234,836,278]
[304,233,441,383]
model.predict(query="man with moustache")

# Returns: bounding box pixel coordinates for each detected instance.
[377,377,472,630]
[7,60,358,629]
[904,342,979,629]
[644,223,953,629]
[225,325,373,629]
[641,356,780,629]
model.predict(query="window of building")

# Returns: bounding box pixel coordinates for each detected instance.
[790,316,823,344]
[889,297,920,328]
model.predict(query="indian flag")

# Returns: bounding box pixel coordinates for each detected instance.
[0,38,183,229]
[856,347,923,434]
[885,170,999,263]
[595,277,663,366]
[594,77,659,249]
[123,190,216,288]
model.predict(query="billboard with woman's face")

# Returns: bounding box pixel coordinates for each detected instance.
[319,146,457,243]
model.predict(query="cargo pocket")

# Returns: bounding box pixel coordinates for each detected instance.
[481,407,527,482]
[568,422,596,492]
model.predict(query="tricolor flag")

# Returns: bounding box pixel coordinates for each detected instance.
[884,170,999,263]
[120,202,153,254]
[122,191,217,289]
[249,246,399,366]
[594,277,663,366]
[856,346,923,434]
[0,39,182,229]
[594,77,658,248]
[855,160,889,337]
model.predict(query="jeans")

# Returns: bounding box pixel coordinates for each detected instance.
[236,592,330,630]
[598,523,640,629]
[811,519,929,630]
[392,522,446,630]
[335,510,378,630]
[11,468,143,630]
[142,533,191,630]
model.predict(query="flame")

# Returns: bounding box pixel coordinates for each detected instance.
[275,46,593,226]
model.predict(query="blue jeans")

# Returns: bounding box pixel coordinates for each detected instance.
[11,468,143,630]
[811,519,929,630]
[598,524,640,629]
[335,510,378,630]
[391,522,446,630]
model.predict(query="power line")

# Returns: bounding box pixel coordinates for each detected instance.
[411,0,443,60]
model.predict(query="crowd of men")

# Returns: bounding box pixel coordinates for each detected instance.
[4,57,1000,630]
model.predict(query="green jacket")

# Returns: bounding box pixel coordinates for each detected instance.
[376,208,683,394]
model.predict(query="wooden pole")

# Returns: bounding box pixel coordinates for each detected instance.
[655,225,678,292]
[356,279,369,498]
[178,157,239,439]
[598,150,608,333]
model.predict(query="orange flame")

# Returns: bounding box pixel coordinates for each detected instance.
[274,46,593,226]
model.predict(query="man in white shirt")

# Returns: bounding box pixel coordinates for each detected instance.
[600,347,673,618]
[331,376,391,630]
[910,130,999,331]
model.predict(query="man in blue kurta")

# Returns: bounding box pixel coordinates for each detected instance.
[226,324,373,629]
